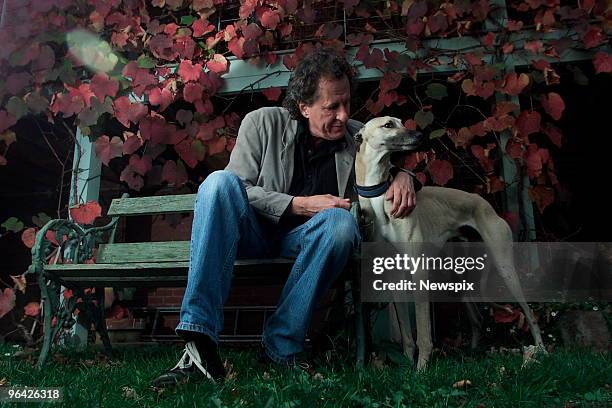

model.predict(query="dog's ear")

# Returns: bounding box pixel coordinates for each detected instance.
[354,128,363,152]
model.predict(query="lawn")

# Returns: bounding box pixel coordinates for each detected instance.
[0,343,610,407]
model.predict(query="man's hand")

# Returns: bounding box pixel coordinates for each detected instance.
[385,171,416,218]
[290,195,351,217]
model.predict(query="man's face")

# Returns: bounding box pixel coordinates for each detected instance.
[298,75,351,141]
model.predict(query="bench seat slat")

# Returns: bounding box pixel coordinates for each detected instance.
[107,194,196,216]
[97,242,191,263]
[45,260,295,287]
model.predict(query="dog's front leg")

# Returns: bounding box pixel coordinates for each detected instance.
[389,302,415,364]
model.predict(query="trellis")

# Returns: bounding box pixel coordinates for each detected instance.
[70,0,608,242]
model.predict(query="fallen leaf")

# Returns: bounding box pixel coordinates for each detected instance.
[452,379,472,388]
[0,288,16,318]
[121,386,141,400]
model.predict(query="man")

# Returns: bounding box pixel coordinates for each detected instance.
[152,48,417,387]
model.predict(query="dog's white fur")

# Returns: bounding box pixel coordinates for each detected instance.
[355,116,544,370]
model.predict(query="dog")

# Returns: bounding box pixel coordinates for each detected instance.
[354,116,545,370]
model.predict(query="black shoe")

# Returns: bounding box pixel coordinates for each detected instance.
[256,345,316,376]
[152,341,226,388]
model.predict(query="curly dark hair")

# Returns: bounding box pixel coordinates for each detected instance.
[282,47,354,120]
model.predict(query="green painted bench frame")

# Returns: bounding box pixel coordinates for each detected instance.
[28,193,366,369]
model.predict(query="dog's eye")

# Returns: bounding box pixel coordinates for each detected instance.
[383,121,394,128]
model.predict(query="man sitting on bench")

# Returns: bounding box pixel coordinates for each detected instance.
[152,48,417,387]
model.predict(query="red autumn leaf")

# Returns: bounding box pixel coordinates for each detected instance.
[532,59,550,71]
[24,302,40,317]
[120,166,144,191]
[427,159,454,186]
[525,144,543,178]
[0,288,16,318]
[207,54,228,74]
[502,43,514,54]
[63,289,74,300]
[487,175,505,194]
[501,73,530,96]
[178,59,202,82]
[174,138,199,168]
[582,26,604,49]
[192,19,215,37]
[21,227,37,249]
[363,48,385,70]
[6,72,32,95]
[524,40,543,54]
[529,185,555,213]
[149,34,178,61]
[195,99,214,115]
[90,73,119,101]
[70,201,102,225]
[542,123,562,148]
[471,145,495,173]
[122,62,158,96]
[183,82,204,103]
[239,0,257,18]
[494,305,520,323]
[428,11,448,33]
[148,87,173,112]
[494,102,519,117]
[463,53,483,66]
[507,20,523,31]
[380,72,402,93]
[461,79,495,99]
[449,127,474,149]
[94,135,123,165]
[207,136,227,156]
[505,138,523,159]
[128,154,152,176]
[406,18,424,36]
[481,32,495,47]
[403,119,417,130]
[262,87,282,101]
[164,22,179,36]
[113,96,148,127]
[540,92,565,121]
[260,10,281,29]
[162,160,188,186]
[593,52,612,74]
[515,110,541,139]
[196,116,225,141]
[122,132,143,155]
[32,44,55,71]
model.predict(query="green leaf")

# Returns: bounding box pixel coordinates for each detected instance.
[425,83,448,100]
[429,128,446,139]
[415,110,434,129]
[180,15,196,25]
[32,212,52,227]
[2,217,24,233]
[137,54,156,69]
[6,96,28,119]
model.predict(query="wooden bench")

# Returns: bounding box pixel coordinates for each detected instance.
[28,194,365,369]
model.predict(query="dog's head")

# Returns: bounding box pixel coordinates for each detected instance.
[354,116,424,153]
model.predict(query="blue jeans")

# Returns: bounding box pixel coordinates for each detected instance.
[176,170,361,364]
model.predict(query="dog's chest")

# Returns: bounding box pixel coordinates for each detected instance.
[359,196,420,242]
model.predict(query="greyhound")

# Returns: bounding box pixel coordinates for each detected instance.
[353,116,545,370]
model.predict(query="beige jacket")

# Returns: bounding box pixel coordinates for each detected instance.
[225,107,363,223]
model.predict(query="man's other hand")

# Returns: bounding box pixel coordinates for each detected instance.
[385,171,416,218]
[290,195,351,217]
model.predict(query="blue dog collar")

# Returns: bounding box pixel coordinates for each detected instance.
[354,174,392,198]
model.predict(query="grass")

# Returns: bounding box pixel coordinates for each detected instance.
[0,343,610,408]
